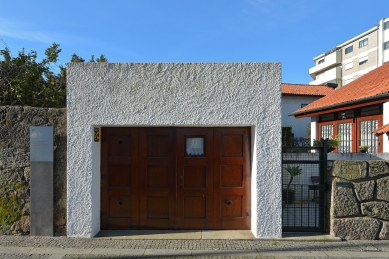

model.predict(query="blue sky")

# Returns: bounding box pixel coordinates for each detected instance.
[1,0,388,84]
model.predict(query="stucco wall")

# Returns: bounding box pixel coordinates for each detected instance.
[66,62,282,238]
[281,95,320,138]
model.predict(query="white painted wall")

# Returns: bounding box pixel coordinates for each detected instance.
[383,101,389,152]
[282,95,322,138]
[66,63,282,238]
[310,116,319,146]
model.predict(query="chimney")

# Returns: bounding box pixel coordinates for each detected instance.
[325,83,338,89]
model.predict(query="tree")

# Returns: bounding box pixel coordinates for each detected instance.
[0,44,108,108]
[0,43,66,108]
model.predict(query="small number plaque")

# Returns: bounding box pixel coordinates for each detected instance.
[94,128,100,142]
[336,182,351,187]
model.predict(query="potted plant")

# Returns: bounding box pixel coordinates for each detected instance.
[282,165,302,204]
[359,145,369,153]
[313,134,340,152]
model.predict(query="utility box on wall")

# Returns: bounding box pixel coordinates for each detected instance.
[30,126,54,236]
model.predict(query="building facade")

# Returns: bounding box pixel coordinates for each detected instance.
[66,63,282,238]
[295,62,389,153]
[309,17,389,87]
[281,83,334,138]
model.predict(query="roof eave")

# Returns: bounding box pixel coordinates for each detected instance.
[293,93,389,118]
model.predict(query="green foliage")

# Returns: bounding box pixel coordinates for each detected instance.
[0,44,108,108]
[0,43,66,107]
[282,126,293,146]
[70,54,85,62]
[0,194,22,225]
[313,134,340,149]
[284,165,302,190]
[306,123,311,138]
[285,165,303,177]
[359,145,369,150]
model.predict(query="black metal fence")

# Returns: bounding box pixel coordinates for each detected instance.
[282,143,327,232]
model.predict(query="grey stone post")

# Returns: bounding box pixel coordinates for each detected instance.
[30,126,54,236]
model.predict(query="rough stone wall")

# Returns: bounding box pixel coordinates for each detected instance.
[330,160,389,240]
[0,106,67,235]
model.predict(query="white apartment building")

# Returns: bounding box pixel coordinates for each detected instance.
[309,17,389,87]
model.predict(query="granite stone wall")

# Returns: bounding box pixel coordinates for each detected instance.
[0,106,67,235]
[330,160,389,240]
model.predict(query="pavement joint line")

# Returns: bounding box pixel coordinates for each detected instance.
[0,246,35,254]
[29,247,94,255]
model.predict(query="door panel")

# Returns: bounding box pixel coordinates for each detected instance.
[101,127,251,230]
[214,127,251,229]
[176,128,214,229]
[101,128,139,229]
[139,128,176,229]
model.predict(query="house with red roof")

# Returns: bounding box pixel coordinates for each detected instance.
[282,83,334,138]
[293,62,389,153]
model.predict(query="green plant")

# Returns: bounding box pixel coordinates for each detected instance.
[0,194,23,225]
[313,134,340,149]
[359,145,369,150]
[282,126,293,146]
[284,165,302,190]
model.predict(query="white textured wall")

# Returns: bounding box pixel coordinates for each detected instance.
[310,116,319,146]
[383,101,389,152]
[67,63,282,238]
[281,95,321,138]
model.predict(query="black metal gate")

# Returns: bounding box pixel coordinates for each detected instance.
[282,143,327,232]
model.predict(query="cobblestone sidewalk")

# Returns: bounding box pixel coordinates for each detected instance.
[0,236,388,258]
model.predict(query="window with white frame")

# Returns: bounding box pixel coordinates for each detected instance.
[359,56,368,65]
[345,62,353,70]
[359,38,368,48]
[345,45,353,54]
[385,21,389,30]
[385,41,389,50]
[344,78,353,85]
[316,71,325,80]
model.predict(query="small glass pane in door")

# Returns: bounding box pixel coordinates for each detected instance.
[321,125,333,139]
[338,123,352,153]
[360,120,378,153]
[186,138,204,156]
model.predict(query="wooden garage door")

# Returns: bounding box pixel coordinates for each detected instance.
[101,127,250,230]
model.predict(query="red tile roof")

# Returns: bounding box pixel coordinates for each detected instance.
[373,124,389,135]
[294,62,389,116]
[282,83,334,96]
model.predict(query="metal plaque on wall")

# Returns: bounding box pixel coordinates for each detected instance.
[30,126,53,162]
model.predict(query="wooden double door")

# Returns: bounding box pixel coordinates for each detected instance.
[100,127,251,230]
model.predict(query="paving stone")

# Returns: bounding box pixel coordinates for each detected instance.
[332,217,381,240]
[379,221,389,240]
[361,201,389,220]
[332,183,361,217]
[354,180,375,201]
[368,161,389,178]
[333,161,367,180]
[0,235,388,258]
[377,176,389,202]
